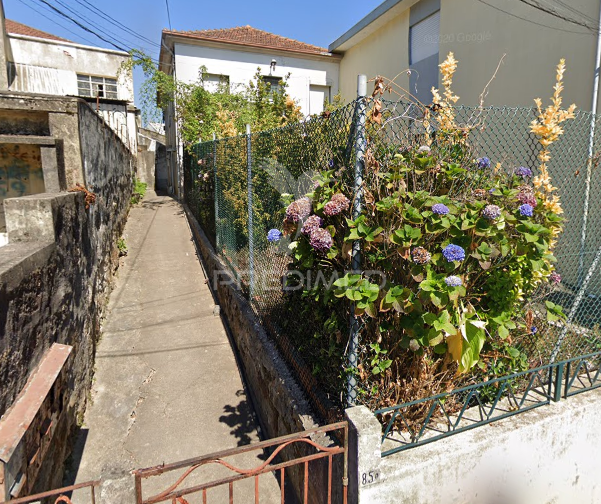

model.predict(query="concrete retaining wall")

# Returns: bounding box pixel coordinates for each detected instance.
[0,96,132,495]
[346,388,601,504]
[184,205,344,504]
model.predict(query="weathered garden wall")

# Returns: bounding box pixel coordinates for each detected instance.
[0,94,132,496]
[346,388,601,504]
[184,205,344,504]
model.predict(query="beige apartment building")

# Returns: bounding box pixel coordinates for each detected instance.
[331,0,601,111]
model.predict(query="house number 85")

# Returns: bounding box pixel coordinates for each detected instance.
[361,470,380,486]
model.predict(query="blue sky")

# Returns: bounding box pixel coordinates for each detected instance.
[3,0,383,106]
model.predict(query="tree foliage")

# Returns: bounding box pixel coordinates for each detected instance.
[121,50,303,149]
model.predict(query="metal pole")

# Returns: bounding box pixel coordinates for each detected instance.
[577,0,601,286]
[246,124,255,299]
[347,75,367,407]
[550,242,601,363]
[213,132,219,250]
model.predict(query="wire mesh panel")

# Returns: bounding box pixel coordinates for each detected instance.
[183,96,601,421]
[246,104,359,419]
[368,100,601,362]
[185,142,217,247]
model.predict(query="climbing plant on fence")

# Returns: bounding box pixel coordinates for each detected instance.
[185,54,601,424]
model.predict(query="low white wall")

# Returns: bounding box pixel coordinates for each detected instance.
[346,388,601,504]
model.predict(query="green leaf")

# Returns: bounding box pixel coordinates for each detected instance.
[545,300,566,322]
[428,331,444,346]
[448,319,487,373]
[461,320,487,373]
[347,229,361,240]
[419,279,437,292]
[365,302,378,318]
[404,205,423,224]
[346,290,363,301]
[498,325,509,339]
[376,197,397,211]
[429,292,444,308]
[433,343,447,355]
[507,347,521,358]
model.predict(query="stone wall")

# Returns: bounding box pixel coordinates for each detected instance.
[184,206,345,504]
[0,95,132,495]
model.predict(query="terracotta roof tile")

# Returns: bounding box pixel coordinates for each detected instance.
[5,19,70,43]
[163,25,331,56]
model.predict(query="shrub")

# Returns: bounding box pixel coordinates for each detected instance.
[278,55,573,408]
[131,179,147,205]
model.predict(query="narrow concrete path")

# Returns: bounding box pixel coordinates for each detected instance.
[70,192,279,503]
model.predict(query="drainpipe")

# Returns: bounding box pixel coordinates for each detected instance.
[577,0,601,287]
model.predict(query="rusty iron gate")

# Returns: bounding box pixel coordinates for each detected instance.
[0,480,100,504]
[133,422,348,504]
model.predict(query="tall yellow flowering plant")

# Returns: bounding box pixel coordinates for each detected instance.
[430,52,461,131]
[530,59,576,220]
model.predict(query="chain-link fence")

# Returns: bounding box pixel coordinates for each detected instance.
[186,103,359,422]
[184,95,601,422]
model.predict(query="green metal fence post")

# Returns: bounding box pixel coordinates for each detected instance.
[213,132,219,250]
[553,361,565,402]
[347,75,367,407]
[246,124,255,299]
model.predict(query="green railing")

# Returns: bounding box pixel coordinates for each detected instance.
[374,349,601,457]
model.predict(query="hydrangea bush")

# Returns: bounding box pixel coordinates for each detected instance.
[275,55,573,407]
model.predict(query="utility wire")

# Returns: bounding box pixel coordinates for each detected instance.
[516,0,597,32]
[15,0,99,45]
[165,0,172,30]
[32,0,129,51]
[73,0,160,47]
[52,0,156,53]
[476,0,592,35]
[30,0,163,65]
[549,0,599,26]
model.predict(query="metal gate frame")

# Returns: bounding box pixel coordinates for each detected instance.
[0,480,100,504]
[133,422,348,504]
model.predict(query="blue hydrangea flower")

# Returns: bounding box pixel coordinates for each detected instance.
[444,276,462,287]
[477,157,491,169]
[514,166,533,178]
[442,244,466,262]
[519,204,534,217]
[482,204,502,220]
[267,229,283,243]
[432,203,450,215]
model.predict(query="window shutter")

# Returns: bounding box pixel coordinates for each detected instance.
[410,11,440,64]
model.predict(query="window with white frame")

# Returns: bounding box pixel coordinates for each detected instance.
[262,76,281,94]
[409,10,440,65]
[77,74,118,99]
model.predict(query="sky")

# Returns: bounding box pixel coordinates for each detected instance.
[3,0,383,106]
